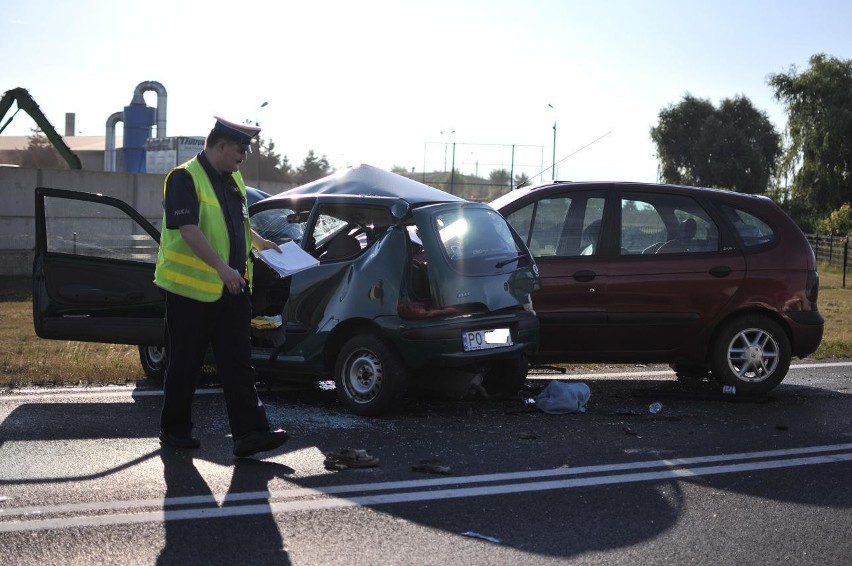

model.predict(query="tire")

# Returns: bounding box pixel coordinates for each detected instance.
[139,345,167,382]
[334,334,407,416]
[710,315,791,395]
[138,345,217,384]
[482,354,529,399]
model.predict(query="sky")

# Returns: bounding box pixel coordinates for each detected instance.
[2,0,851,184]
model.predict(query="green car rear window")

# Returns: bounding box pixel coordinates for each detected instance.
[433,207,523,275]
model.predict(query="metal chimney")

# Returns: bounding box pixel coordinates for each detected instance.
[65,113,75,137]
[104,111,123,172]
[134,80,167,139]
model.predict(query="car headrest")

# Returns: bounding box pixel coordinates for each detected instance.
[323,233,361,260]
[681,218,697,240]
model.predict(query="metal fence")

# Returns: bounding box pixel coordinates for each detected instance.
[419,141,545,201]
[807,233,850,287]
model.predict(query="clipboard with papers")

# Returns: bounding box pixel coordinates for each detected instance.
[255,241,320,277]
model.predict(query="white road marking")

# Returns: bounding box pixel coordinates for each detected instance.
[0,386,241,402]
[527,360,852,380]
[1,443,851,533]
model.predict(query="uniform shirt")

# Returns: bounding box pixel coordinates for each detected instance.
[163,152,248,273]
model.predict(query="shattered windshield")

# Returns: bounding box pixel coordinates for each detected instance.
[250,208,306,244]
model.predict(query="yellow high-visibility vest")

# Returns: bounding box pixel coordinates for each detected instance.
[154,157,252,302]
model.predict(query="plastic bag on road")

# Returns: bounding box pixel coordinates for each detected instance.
[534,381,591,414]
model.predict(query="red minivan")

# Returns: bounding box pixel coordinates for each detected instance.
[491,181,824,395]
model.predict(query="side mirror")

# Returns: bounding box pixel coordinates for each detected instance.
[391,200,410,222]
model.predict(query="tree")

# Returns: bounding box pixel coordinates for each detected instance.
[816,203,852,236]
[295,150,332,185]
[489,168,511,189]
[513,172,531,189]
[253,137,292,183]
[650,94,781,193]
[15,129,68,169]
[769,53,852,215]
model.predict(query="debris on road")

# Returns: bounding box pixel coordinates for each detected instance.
[412,458,452,475]
[323,448,380,470]
[534,381,591,414]
[461,531,502,544]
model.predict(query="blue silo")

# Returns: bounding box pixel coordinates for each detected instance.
[122,91,156,173]
[104,82,168,173]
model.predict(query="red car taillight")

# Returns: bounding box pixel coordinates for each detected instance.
[398,302,460,320]
[806,270,820,305]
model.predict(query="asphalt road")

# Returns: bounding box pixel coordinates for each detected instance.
[1,361,851,565]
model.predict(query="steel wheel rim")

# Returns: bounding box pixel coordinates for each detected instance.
[145,346,166,367]
[344,349,383,404]
[726,327,780,383]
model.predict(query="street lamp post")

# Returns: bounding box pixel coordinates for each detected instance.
[450,141,456,195]
[255,101,268,127]
[548,103,557,181]
[255,101,268,187]
[440,129,455,193]
[440,129,454,172]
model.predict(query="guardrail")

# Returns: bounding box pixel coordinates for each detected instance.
[807,233,849,288]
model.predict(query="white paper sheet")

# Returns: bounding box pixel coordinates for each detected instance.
[256,241,319,277]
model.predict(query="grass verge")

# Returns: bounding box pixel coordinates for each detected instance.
[812,263,852,358]
[1,276,143,388]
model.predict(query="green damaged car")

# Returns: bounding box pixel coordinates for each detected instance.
[33,165,540,415]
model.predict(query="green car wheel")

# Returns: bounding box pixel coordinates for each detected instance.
[334,334,408,416]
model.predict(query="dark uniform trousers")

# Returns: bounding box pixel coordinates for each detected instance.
[160,289,269,438]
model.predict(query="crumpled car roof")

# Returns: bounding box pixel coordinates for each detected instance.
[274,163,466,206]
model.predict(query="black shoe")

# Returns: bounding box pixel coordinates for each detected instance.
[233,429,289,458]
[159,431,201,449]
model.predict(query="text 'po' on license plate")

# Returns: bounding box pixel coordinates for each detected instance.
[462,328,512,351]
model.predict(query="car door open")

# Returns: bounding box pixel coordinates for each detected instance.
[32,187,165,346]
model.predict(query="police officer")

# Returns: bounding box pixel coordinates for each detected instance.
[155,116,289,458]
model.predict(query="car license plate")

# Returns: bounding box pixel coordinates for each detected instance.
[462,328,512,351]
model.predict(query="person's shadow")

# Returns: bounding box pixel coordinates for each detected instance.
[157,449,293,565]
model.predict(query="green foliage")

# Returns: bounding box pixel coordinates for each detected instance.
[773,192,820,233]
[650,94,781,193]
[16,128,68,170]
[769,54,852,216]
[816,203,852,236]
[248,140,335,186]
[514,172,531,189]
[489,169,511,188]
[254,136,292,183]
[295,150,332,185]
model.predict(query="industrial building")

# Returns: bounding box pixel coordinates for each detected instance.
[1,81,206,175]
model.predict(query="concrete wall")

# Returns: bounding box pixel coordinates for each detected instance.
[0,166,291,276]
[0,148,113,172]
